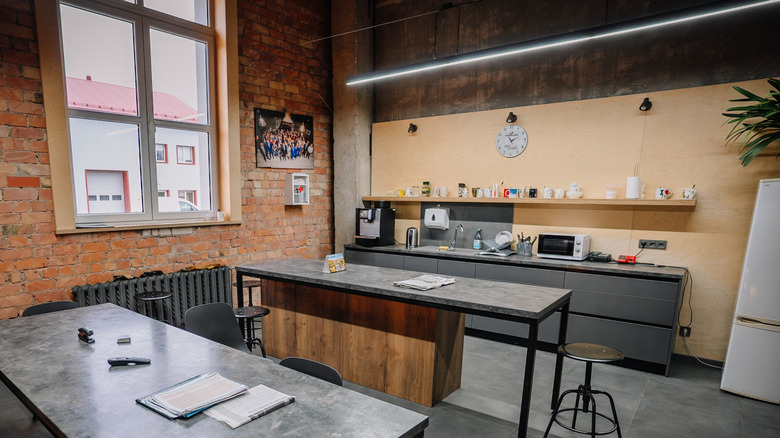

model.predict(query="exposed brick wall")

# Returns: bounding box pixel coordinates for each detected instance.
[0,0,333,319]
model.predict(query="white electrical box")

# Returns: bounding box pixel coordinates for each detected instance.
[284,173,309,205]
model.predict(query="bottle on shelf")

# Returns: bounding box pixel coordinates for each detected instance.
[472,227,482,250]
[422,181,431,197]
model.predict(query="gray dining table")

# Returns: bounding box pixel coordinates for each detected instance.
[0,303,427,437]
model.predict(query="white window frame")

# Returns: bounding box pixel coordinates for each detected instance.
[36,0,240,232]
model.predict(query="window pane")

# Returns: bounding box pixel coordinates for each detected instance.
[144,0,209,25]
[60,4,138,116]
[69,118,143,215]
[149,29,209,124]
[155,128,211,212]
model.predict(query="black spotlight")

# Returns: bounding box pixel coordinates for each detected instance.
[506,112,517,123]
[408,123,417,133]
[639,98,652,111]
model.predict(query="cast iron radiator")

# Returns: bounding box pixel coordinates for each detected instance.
[71,266,233,327]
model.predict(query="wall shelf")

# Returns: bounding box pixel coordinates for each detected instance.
[363,196,696,208]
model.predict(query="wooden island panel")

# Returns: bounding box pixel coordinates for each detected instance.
[261,279,465,406]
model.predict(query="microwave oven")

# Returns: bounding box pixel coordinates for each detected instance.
[536,233,590,261]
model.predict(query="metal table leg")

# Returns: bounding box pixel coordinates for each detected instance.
[517,321,539,438]
[551,302,570,408]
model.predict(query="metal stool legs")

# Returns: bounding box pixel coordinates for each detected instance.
[544,358,622,438]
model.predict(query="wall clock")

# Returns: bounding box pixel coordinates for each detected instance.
[495,125,528,158]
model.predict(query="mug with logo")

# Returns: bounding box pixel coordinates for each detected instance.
[655,187,673,199]
[682,187,696,199]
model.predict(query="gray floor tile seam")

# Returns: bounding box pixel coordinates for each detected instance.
[618,377,651,438]
[431,399,520,431]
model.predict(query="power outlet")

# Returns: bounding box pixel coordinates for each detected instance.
[679,326,691,337]
[639,239,668,250]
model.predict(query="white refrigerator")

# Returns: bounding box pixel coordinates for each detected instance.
[720,178,780,404]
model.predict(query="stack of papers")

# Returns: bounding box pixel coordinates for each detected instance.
[392,275,455,291]
[136,372,248,419]
[205,384,295,429]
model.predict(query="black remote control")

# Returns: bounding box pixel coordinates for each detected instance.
[107,357,151,366]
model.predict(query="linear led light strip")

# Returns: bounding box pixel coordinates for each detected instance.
[346,0,780,86]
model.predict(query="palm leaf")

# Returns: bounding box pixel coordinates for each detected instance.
[723,78,780,166]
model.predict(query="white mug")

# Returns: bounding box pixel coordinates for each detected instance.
[543,187,553,199]
[569,182,581,192]
[517,187,526,198]
[554,188,565,198]
[605,184,618,199]
[440,187,448,197]
[655,187,673,199]
[682,187,696,199]
[433,187,440,197]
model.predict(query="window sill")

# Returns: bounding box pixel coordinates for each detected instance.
[55,220,242,235]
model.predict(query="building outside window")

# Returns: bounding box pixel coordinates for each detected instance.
[57,0,215,223]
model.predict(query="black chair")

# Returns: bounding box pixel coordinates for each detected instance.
[184,303,250,353]
[22,301,78,317]
[279,356,343,386]
[544,342,624,438]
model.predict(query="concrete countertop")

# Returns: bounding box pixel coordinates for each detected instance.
[345,243,688,281]
[237,258,571,322]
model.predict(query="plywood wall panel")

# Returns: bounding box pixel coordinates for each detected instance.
[371,80,780,361]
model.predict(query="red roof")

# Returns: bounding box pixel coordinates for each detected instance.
[66,77,199,123]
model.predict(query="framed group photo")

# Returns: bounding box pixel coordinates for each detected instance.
[255,108,314,169]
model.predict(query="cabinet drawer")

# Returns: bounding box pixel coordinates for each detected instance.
[565,315,672,365]
[404,256,438,273]
[373,253,404,269]
[565,272,679,301]
[571,290,677,326]
[344,249,373,266]
[470,313,561,343]
[438,260,476,278]
[475,263,565,287]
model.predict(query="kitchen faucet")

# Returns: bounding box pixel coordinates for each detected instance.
[449,224,464,249]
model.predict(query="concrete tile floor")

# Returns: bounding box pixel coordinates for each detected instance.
[2,335,778,437]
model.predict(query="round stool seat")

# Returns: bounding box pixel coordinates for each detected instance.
[134,291,173,325]
[233,306,270,319]
[559,343,624,363]
[233,279,262,288]
[135,291,173,301]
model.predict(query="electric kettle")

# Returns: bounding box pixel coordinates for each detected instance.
[406,227,418,249]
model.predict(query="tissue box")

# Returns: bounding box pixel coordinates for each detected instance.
[424,208,449,230]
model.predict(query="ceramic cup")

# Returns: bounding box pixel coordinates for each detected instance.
[682,187,696,199]
[529,188,538,198]
[605,184,618,199]
[554,188,565,198]
[517,187,526,198]
[440,187,448,197]
[508,188,518,198]
[655,187,673,199]
[543,187,553,199]
[433,187,440,197]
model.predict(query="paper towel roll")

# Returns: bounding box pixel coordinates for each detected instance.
[626,177,644,199]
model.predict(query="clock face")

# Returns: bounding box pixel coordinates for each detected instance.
[495,125,528,158]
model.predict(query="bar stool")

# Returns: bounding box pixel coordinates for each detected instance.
[544,343,624,438]
[233,279,270,357]
[134,290,173,324]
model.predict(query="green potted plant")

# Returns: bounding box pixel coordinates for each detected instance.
[723,78,780,166]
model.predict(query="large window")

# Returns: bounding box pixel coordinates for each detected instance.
[57,0,216,224]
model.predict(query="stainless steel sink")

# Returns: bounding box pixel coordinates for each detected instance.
[409,246,481,255]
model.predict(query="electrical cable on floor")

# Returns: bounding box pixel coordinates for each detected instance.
[682,336,723,369]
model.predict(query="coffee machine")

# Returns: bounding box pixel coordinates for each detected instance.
[355,202,395,247]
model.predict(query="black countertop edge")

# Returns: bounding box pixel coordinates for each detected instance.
[344,243,687,281]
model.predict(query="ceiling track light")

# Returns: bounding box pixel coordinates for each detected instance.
[639,97,653,111]
[506,112,517,123]
[347,0,780,86]
[408,123,418,133]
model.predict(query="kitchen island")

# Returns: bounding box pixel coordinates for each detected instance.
[236,258,571,438]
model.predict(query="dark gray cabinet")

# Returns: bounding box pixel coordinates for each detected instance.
[344,246,684,374]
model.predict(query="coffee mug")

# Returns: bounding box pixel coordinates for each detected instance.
[432,187,440,197]
[517,187,526,198]
[529,188,538,198]
[543,187,553,199]
[655,187,673,199]
[569,182,581,192]
[440,187,448,197]
[682,187,696,199]
[554,188,565,198]
[605,184,618,199]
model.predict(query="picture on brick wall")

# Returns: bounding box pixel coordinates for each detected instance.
[255,108,314,169]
